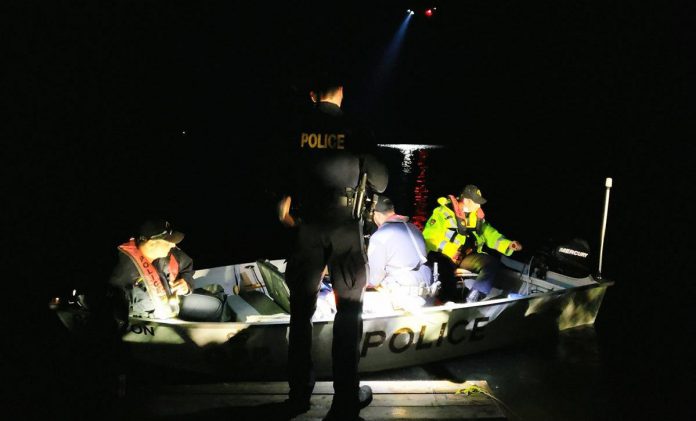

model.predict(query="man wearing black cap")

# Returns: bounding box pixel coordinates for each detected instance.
[422,185,522,303]
[108,219,224,322]
[277,71,387,420]
[367,196,432,309]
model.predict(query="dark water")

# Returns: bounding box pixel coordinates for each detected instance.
[362,326,610,421]
[25,143,691,419]
[12,1,691,418]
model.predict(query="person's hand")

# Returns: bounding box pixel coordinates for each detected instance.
[509,241,523,252]
[170,278,191,296]
[278,196,296,227]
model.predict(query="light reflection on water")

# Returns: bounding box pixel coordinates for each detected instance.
[378,144,441,173]
[378,144,442,230]
[412,150,430,230]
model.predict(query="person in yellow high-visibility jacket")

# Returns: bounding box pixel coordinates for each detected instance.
[422,185,522,302]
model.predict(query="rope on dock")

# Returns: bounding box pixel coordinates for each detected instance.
[456,383,521,421]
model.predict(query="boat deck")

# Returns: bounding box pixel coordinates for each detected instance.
[133,380,507,420]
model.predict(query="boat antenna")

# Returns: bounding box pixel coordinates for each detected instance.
[596,177,613,280]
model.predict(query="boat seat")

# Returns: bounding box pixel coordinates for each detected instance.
[455,269,478,291]
[456,269,478,278]
[226,290,287,322]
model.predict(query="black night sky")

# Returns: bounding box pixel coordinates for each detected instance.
[9,1,694,418]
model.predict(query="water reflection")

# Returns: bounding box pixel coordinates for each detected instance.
[378,144,442,230]
[412,150,430,230]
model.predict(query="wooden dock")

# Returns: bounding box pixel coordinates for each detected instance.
[134,380,507,420]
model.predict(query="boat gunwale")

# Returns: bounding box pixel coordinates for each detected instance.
[124,277,613,328]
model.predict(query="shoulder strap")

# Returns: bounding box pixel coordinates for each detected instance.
[401,222,428,265]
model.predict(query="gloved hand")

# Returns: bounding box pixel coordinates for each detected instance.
[170,278,191,295]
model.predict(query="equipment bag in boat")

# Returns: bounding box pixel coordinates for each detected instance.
[256,260,291,313]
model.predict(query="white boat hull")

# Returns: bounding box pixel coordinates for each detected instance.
[54,257,611,378]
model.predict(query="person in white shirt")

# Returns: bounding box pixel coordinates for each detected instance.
[367,196,432,310]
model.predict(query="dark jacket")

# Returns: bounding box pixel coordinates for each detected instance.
[284,102,388,222]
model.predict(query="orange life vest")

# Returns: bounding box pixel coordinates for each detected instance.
[118,239,179,318]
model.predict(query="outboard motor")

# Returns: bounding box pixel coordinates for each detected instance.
[531,238,592,279]
[550,238,592,278]
[530,178,610,282]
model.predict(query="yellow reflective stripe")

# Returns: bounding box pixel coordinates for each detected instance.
[438,240,448,252]
[442,242,460,258]
[466,212,477,228]
[494,238,512,254]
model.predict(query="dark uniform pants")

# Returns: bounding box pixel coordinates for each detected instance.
[430,251,501,301]
[285,218,367,407]
[459,252,501,295]
[178,291,226,322]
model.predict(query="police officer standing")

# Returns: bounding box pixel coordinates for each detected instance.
[278,71,387,420]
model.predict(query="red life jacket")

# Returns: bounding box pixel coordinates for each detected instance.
[448,195,485,224]
[118,239,179,318]
[447,195,486,262]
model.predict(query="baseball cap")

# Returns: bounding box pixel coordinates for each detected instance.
[459,185,487,204]
[374,195,394,213]
[138,219,184,244]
